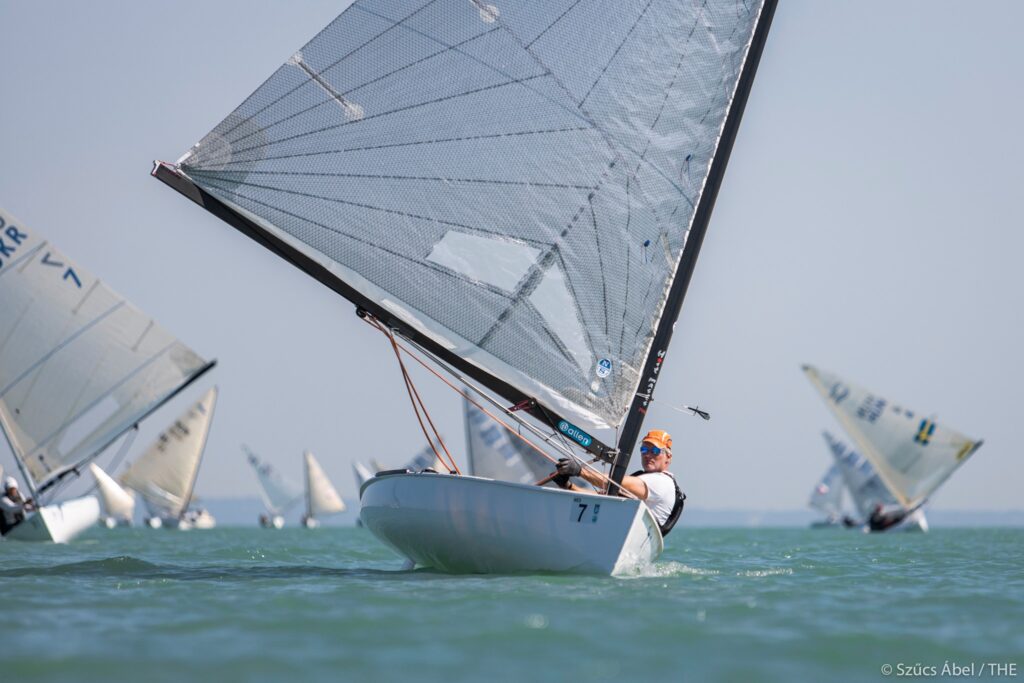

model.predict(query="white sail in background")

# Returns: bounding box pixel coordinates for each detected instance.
[352,461,374,488]
[464,399,551,484]
[304,451,345,517]
[0,207,213,500]
[88,463,135,522]
[403,440,444,473]
[244,445,302,515]
[822,431,896,519]
[808,464,844,519]
[804,366,982,508]
[121,387,218,519]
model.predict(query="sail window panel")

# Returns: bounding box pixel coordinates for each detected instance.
[528,265,593,375]
[427,231,539,292]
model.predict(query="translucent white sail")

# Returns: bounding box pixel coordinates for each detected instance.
[244,445,302,515]
[121,387,218,519]
[304,451,345,517]
[822,431,896,520]
[352,461,374,488]
[0,207,213,498]
[804,366,982,508]
[464,398,551,483]
[807,464,844,519]
[167,0,773,432]
[403,440,444,472]
[88,462,135,521]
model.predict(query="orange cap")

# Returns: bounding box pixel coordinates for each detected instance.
[641,429,672,451]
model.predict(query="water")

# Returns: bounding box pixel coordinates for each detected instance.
[2,527,1021,682]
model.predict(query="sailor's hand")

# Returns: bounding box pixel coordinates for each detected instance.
[556,458,582,478]
[552,472,572,489]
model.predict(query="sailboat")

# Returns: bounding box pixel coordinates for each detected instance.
[804,366,980,532]
[120,387,218,530]
[245,444,303,528]
[155,0,778,573]
[821,430,927,532]
[301,451,345,529]
[807,464,845,528]
[464,398,551,484]
[88,463,136,528]
[0,207,215,543]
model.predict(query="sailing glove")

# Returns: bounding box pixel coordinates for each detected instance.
[556,458,582,478]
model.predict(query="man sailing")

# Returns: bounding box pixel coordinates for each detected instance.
[553,429,684,534]
[0,476,35,535]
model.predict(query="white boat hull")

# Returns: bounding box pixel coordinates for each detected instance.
[360,472,663,575]
[100,516,132,529]
[4,496,101,543]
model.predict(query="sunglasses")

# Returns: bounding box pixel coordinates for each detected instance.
[640,444,665,456]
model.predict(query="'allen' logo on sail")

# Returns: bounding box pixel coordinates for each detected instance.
[914,419,936,445]
[557,420,593,448]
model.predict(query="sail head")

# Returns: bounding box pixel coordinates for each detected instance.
[167,0,775,434]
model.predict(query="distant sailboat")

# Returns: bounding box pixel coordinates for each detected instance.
[807,464,845,528]
[464,398,550,484]
[88,463,135,528]
[245,444,302,528]
[301,451,345,529]
[0,207,214,543]
[804,366,980,532]
[156,1,778,573]
[120,387,218,530]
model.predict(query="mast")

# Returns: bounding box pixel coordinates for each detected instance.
[610,0,779,487]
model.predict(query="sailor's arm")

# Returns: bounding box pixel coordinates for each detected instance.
[570,467,648,499]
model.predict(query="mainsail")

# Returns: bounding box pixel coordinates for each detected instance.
[244,445,303,515]
[155,0,778,480]
[304,451,346,517]
[464,398,550,483]
[0,207,215,500]
[120,387,218,519]
[88,462,136,522]
[807,463,844,520]
[804,366,982,509]
[822,431,895,520]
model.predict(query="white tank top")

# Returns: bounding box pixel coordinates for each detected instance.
[637,471,676,526]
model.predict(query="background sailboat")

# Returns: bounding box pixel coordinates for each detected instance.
[120,387,218,530]
[0,207,214,543]
[807,464,845,528]
[245,444,303,528]
[88,463,135,528]
[464,398,551,484]
[302,451,345,529]
[804,366,980,532]
[156,0,778,572]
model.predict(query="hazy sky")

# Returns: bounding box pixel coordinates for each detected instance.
[1,1,1021,512]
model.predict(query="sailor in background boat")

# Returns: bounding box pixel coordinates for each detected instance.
[867,503,910,532]
[0,476,36,535]
[553,430,684,532]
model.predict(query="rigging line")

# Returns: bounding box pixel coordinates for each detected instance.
[188,175,548,274]
[370,317,460,475]
[222,73,552,158]
[215,0,443,141]
[225,24,504,150]
[237,170,598,191]
[363,316,637,499]
[524,0,586,49]
[578,0,657,108]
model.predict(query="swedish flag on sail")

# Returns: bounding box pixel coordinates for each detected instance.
[914,419,936,445]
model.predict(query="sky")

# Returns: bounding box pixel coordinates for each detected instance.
[1,1,1021,513]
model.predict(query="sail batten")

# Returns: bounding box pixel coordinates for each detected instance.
[0,208,214,500]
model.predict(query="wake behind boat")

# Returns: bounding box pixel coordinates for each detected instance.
[0,207,215,543]
[156,0,778,573]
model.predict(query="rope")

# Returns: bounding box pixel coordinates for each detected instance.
[360,313,637,500]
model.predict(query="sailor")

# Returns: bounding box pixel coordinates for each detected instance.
[0,476,35,535]
[867,503,909,532]
[553,429,685,534]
